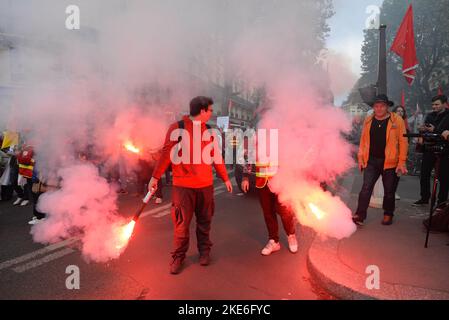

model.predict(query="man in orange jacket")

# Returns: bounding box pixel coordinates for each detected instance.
[148,96,232,274]
[353,94,408,226]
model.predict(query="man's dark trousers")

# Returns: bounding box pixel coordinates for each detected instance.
[170,185,214,259]
[355,157,398,220]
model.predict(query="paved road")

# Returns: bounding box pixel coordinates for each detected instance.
[0,180,330,300]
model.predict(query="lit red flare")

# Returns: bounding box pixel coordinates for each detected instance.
[116,220,136,249]
[115,190,154,250]
[124,142,140,154]
[308,203,325,220]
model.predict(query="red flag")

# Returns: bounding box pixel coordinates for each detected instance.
[390,4,419,85]
[401,89,406,106]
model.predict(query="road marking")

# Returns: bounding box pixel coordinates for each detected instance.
[12,248,75,273]
[0,238,78,271]
[0,184,232,272]
[140,203,171,218]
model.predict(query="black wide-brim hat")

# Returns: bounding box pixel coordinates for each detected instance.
[370,94,394,107]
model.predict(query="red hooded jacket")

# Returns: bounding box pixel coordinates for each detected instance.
[152,116,229,188]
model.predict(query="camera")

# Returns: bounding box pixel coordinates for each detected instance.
[404,132,449,154]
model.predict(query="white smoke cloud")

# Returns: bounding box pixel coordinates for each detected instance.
[31,163,131,262]
[228,2,357,239]
[1,0,357,261]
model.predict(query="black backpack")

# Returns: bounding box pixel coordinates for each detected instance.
[423,201,449,232]
[176,120,211,142]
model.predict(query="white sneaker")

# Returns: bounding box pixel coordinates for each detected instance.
[28,217,42,225]
[395,193,401,200]
[13,198,23,205]
[287,234,298,253]
[20,200,30,206]
[261,240,281,256]
[155,198,163,204]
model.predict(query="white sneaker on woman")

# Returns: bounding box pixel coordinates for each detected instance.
[20,200,30,206]
[13,198,23,205]
[287,234,298,253]
[28,217,40,225]
[261,240,281,256]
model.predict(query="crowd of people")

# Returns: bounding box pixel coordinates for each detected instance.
[0,140,47,225]
[0,132,171,226]
[1,93,448,275]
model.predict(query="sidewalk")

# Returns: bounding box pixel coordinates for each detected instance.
[307,171,449,300]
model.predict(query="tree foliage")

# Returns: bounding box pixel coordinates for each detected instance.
[348,0,449,111]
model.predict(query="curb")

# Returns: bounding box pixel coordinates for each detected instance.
[307,236,449,300]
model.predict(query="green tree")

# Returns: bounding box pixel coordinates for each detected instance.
[349,0,449,112]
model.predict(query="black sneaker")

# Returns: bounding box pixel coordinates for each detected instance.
[412,199,429,206]
[199,254,210,266]
[170,256,184,274]
[352,215,365,226]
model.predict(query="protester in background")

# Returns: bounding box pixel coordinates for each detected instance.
[10,144,32,206]
[29,165,45,225]
[29,168,60,225]
[353,95,408,226]
[393,105,410,134]
[15,143,35,206]
[392,105,410,200]
[117,153,128,194]
[413,95,449,206]
[135,151,163,204]
[0,147,14,201]
[428,95,449,205]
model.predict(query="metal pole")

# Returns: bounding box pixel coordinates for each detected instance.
[377,24,388,96]
[425,155,440,248]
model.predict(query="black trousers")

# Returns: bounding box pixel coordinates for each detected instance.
[420,152,436,201]
[420,152,449,204]
[32,191,46,219]
[355,157,398,220]
[170,185,214,259]
[13,178,32,201]
[258,185,296,242]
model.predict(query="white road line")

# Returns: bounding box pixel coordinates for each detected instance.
[140,203,171,218]
[0,201,178,272]
[12,248,75,273]
[0,237,78,271]
[0,184,231,272]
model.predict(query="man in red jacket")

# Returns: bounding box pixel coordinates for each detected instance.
[149,96,232,274]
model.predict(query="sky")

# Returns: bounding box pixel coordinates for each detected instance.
[327,0,383,105]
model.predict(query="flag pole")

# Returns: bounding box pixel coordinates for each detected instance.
[377,24,388,95]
